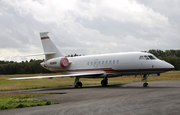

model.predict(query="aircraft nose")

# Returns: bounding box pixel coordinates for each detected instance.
[166,62,175,70]
[169,63,175,69]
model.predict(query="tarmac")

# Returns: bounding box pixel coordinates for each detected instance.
[1,81,180,115]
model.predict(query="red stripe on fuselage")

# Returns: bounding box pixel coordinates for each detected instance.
[53,68,112,73]
[68,68,113,72]
[41,37,49,40]
[53,68,174,73]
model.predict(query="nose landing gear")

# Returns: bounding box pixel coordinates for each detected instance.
[142,74,149,87]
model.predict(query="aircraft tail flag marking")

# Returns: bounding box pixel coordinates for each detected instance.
[41,36,50,40]
[40,32,49,39]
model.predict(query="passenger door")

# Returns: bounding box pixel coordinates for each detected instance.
[94,59,98,67]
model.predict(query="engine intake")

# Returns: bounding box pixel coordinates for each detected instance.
[60,58,69,68]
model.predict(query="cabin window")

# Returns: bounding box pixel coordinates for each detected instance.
[109,60,111,64]
[87,62,89,65]
[91,62,93,65]
[117,60,119,64]
[99,61,101,65]
[102,61,104,64]
[139,56,145,60]
[144,55,150,60]
[148,55,156,60]
[106,61,108,64]
[113,60,115,64]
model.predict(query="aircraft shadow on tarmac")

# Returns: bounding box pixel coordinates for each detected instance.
[80,84,179,89]
[27,83,179,92]
[4,83,178,94]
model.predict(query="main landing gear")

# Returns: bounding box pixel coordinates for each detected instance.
[101,77,108,86]
[74,77,108,88]
[74,77,82,88]
[141,74,149,87]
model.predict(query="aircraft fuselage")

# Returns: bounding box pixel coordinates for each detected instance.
[41,52,174,78]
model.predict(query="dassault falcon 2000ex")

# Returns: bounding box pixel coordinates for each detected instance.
[8,32,174,88]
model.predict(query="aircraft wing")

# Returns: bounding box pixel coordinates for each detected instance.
[7,72,104,80]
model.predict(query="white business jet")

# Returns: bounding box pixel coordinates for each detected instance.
[8,32,174,88]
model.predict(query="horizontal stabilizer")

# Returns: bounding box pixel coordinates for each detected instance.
[20,52,56,57]
[8,72,104,80]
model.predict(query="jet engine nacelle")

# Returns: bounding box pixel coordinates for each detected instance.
[43,57,69,68]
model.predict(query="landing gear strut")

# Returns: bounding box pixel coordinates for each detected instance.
[74,77,82,88]
[101,77,108,86]
[142,74,149,87]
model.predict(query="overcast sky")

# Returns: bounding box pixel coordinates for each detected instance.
[0,0,180,62]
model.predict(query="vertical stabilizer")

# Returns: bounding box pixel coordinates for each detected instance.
[40,32,64,60]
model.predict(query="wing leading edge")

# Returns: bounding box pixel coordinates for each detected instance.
[7,72,104,80]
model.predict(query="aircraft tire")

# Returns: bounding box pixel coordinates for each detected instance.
[143,83,148,87]
[75,82,82,88]
[101,80,108,86]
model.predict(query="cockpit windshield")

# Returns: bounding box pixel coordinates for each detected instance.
[139,55,156,60]
[139,56,145,60]
[148,55,156,60]
[144,55,150,60]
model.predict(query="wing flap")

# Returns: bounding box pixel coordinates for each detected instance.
[7,72,104,80]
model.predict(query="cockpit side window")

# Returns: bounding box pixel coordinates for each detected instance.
[148,55,156,60]
[139,56,145,60]
[144,55,150,60]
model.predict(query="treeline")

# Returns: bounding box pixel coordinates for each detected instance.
[0,53,83,75]
[0,59,52,75]
[145,49,180,70]
[67,53,83,57]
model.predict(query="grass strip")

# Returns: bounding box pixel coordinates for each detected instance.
[0,93,56,110]
[0,71,180,91]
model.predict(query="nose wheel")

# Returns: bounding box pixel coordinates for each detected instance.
[143,83,149,87]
